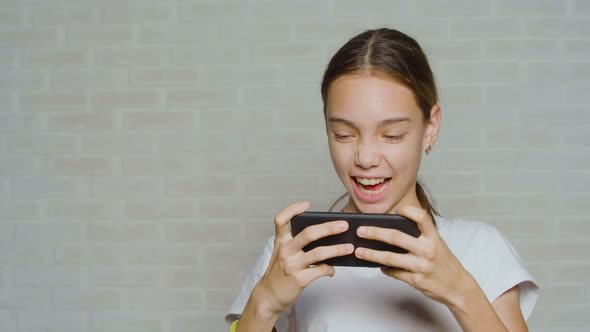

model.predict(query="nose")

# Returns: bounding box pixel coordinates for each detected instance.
[354,139,380,169]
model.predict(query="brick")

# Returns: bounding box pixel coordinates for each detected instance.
[442,104,517,127]
[435,127,483,148]
[126,245,201,266]
[557,218,590,237]
[53,289,120,309]
[0,289,50,309]
[13,267,80,286]
[519,107,590,126]
[485,40,558,60]
[22,49,88,68]
[124,111,195,131]
[47,113,114,131]
[525,19,590,38]
[0,243,44,264]
[563,129,590,147]
[0,92,13,112]
[567,63,590,82]
[46,199,111,219]
[94,47,164,67]
[0,310,14,330]
[99,3,173,23]
[17,311,88,328]
[20,93,86,112]
[483,171,559,193]
[87,268,161,287]
[139,25,215,44]
[30,5,96,25]
[125,200,195,219]
[80,134,153,154]
[0,7,24,26]
[482,216,555,238]
[0,113,38,131]
[50,69,126,89]
[426,41,482,61]
[206,289,236,310]
[219,22,291,42]
[197,153,241,174]
[90,91,159,111]
[127,290,203,310]
[202,244,263,269]
[515,239,589,263]
[86,221,160,242]
[574,0,590,14]
[167,268,207,288]
[487,85,565,105]
[451,19,522,39]
[163,176,237,197]
[0,28,58,46]
[484,127,560,148]
[333,1,407,19]
[0,200,39,220]
[1,71,45,90]
[0,157,38,176]
[421,172,481,195]
[167,89,239,108]
[90,312,161,330]
[178,2,249,22]
[129,68,199,87]
[15,223,82,241]
[170,45,245,66]
[564,41,590,60]
[49,158,112,176]
[436,62,522,84]
[165,222,242,243]
[66,25,133,45]
[170,312,226,332]
[7,135,76,154]
[247,43,325,67]
[566,84,590,105]
[494,0,566,16]
[198,108,276,130]
[91,177,158,197]
[200,65,279,88]
[416,0,490,17]
[56,245,126,266]
[157,132,238,153]
[242,175,320,196]
[122,156,193,176]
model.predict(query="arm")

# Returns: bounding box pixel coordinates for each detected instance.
[447,275,527,332]
[235,284,280,332]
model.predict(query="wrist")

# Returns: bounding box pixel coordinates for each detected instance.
[446,271,479,314]
[252,283,282,320]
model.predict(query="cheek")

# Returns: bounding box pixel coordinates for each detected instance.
[328,140,353,173]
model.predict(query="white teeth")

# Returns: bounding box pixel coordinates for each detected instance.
[355,177,386,186]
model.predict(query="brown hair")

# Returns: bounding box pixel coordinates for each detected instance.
[322,28,440,220]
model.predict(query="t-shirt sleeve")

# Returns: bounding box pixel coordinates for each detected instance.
[474,223,539,320]
[224,236,294,331]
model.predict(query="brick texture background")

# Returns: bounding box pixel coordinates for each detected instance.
[1,1,589,331]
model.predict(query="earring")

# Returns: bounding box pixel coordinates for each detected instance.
[425,143,432,155]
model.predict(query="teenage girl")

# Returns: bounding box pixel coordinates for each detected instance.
[225,28,538,332]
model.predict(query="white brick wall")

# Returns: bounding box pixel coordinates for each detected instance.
[1,1,588,331]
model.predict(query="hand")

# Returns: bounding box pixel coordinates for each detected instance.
[354,204,470,306]
[257,201,355,316]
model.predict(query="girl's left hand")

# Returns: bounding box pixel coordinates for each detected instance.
[354,204,471,306]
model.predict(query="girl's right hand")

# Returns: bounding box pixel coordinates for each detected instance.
[256,200,355,316]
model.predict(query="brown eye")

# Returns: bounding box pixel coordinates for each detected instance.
[384,135,404,142]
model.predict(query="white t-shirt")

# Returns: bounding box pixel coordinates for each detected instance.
[225,212,538,331]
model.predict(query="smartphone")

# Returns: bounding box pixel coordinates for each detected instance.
[290,211,420,268]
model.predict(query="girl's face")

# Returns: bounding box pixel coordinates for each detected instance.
[325,73,440,214]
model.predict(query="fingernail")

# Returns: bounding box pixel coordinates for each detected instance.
[358,227,367,236]
[338,221,348,229]
[356,248,364,256]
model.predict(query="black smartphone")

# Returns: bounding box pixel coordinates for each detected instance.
[290,211,420,268]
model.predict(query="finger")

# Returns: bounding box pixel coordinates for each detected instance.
[357,226,421,254]
[294,264,336,288]
[394,204,436,237]
[355,247,418,271]
[290,220,348,252]
[274,201,310,241]
[300,243,354,269]
[381,267,415,286]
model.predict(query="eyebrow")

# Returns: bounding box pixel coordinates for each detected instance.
[327,117,410,129]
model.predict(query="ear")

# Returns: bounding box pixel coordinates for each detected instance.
[423,104,441,150]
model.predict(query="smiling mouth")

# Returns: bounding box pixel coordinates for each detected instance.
[351,176,392,195]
